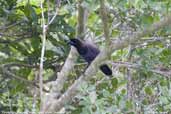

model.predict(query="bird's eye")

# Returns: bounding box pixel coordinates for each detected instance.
[68,40,76,45]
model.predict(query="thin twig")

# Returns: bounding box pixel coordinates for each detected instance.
[0,66,49,92]
[39,0,61,110]
[48,8,58,25]
[0,20,24,30]
[111,61,171,77]
[0,35,32,44]
[48,0,60,26]
[0,32,30,37]
[39,0,47,105]
[3,63,38,68]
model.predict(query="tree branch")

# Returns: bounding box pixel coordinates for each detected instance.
[44,15,171,112]
[100,0,110,45]
[41,0,88,112]
[111,61,171,77]
[0,20,24,30]
[48,0,60,26]
[49,0,87,98]
[39,0,48,108]
[0,65,49,92]
[111,16,171,51]
[77,0,87,39]
[0,35,32,44]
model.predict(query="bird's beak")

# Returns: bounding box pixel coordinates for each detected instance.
[67,40,74,45]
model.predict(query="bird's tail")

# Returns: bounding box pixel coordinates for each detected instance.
[99,64,112,76]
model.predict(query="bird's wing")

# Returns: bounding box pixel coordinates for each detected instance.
[81,43,100,63]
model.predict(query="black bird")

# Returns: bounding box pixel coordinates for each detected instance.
[68,38,112,76]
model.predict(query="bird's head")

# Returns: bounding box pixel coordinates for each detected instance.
[68,38,83,48]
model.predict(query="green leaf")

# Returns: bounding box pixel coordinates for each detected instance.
[126,100,133,109]
[121,89,126,95]
[159,96,169,104]
[141,15,154,27]
[27,70,34,81]
[144,86,153,95]
[17,0,42,7]
[134,0,147,11]
[160,80,168,86]
[142,98,149,105]
[24,3,38,24]
[111,78,118,89]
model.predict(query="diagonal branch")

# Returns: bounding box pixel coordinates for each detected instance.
[111,16,171,51]
[50,0,88,97]
[48,0,60,26]
[41,0,88,112]
[44,15,171,112]
[111,61,171,77]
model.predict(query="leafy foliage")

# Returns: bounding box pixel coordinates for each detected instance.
[0,0,171,113]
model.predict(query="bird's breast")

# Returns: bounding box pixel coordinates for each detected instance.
[81,47,100,64]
